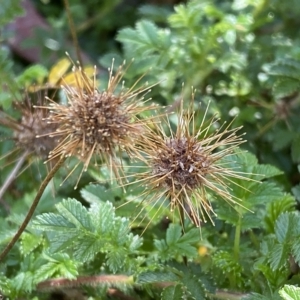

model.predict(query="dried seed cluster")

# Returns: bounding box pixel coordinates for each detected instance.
[0,95,58,160]
[15,108,57,159]
[153,137,211,190]
[41,62,156,187]
[132,98,247,227]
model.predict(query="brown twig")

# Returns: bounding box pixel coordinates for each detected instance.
[0,156,65,262]
[37,275,133,290]
[0,151,28,211]
[63,0,83,67]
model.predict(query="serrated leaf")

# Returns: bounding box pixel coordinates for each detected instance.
[117,20,162,57]
[137,271,179,284]
[279,285,300,300]
[166,224,182,245]
[265,195,296,233]
[33,199,141,270]
[161,284,184,300]
[292,184,300,202]
[72,235,102,262]
[46,231,79,253]
[80,185,103,204]
[273,78,300,99]
[34,253,77,283]
[90,201,115,233]
[275,212,300,243]
[269,64,300,80]
[136,20,159,46]
[57,198,93,230]
[20,232,43,256]
[107,248,127,273]
[240,213,262,230]
[242,293,273,300]
[247,182,284,207]
[182,272,206,300]
[291,239,300,266]
[252,164,283,179]
[32,212,76,231]
[269,243,289,271]
[128,235,143,252]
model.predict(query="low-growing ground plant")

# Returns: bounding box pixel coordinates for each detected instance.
[1,0,300,299]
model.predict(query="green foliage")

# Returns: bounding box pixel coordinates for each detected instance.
[33,198,142,273]
[2,0,300,299]
[279,285,300,300]
[0,0,23,27]
[154,224,200,261]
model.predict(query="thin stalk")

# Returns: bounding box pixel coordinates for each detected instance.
[230,211,242,289]
[208,290,247,300]
[234,213,241,261]
[0,156,65,262]
[0,150,28,209]
[63,0,83,67]
[178,201,188,265]
[37,275,134,290]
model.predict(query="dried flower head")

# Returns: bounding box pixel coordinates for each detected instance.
[0,92,58,162]
[0,92,58,202]
[38,60,157,188]
[127,95,249,229]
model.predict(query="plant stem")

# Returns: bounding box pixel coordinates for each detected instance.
[37,275,134,290]
[63,0,83,67]
[209,290,247,300]
[0,150,28,210]
[234,214,241,261]
[0,156,65,262]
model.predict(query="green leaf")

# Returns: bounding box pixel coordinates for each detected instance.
[20,232,43,256]
[80,185,102,204]
[16,64,49,87]
[155,225,199,261]
[275,212,300,243]
[272,78,300,99]
[279,285,300,300]
[252,164,283,179]
[242,294,275,300]
[34,253,78,283]
[166,223,182,245]
[265,195,296,233]
[0,0,23,27]
[247,182,285,207]
[137,271,179,284]
[57,198,93,230]
[268,64,300,80]
[182,272,207,300]
[89,201,116,234]
[213,251,242,286]
[33,199,142,270]
[161,284,184,300]
[268,243,289,271]
[291,239,300,266]
[33,212,77,232]
[117,20,160,56]
[292,184,300,202]
[136,20,159,46]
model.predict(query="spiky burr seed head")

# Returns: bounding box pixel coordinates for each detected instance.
[41,61,156,188]
[132,98,248,228]
[0,95,58,160]
[15,108,58,159]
